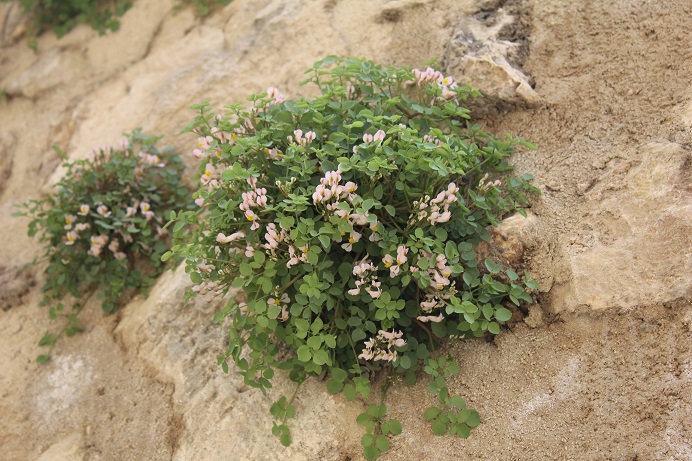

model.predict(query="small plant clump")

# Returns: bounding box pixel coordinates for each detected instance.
[175,0,232,17]
[168,57,538,459]
[1,0,132,46]
[3,0,232,50]
[16,130,190,362]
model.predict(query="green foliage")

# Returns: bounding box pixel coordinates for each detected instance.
[175,0,232,16]
[2,0,132,46]
[357,402,401,460]
[170,57,538,456]
[423,355,479,437]
[16,130,190,360]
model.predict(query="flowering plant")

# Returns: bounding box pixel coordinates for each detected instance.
[17,130,190,361]
[168,57,538,458]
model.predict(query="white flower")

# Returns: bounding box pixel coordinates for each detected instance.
[216,232,245,244]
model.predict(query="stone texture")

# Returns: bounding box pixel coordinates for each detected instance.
[0,0,690,460]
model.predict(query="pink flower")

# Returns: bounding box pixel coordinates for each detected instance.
[417,314,445,323]
[64,214,78,230]
[216,232,245,244]
[64,231,78,245]
[373,130,386,146]
[78,205,90,216]
[74,223,90,232]
[341,230,361,251]
[266,87,285,104]
[195,198,205,207]
[96,205,111,218]
[396,246,408,265]
[245,245,255,258]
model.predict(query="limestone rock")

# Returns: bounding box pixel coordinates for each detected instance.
[550,141,692,313]
[443,6,540,105]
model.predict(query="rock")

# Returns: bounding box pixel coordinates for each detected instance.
[36,433,84,461]
[442,6,540,105]
[477,211,539,269]
[549,141,692,313]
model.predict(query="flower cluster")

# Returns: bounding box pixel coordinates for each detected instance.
[348,258,382,299]
[358,330,406,362]
[287,129,316,147]
[382,246,408,278]
[410,182,459,225]
[479,173,502,190]
[170,58,537,454]
[239,177,268,230]
[412,67,459,99]
[19,129,189,356]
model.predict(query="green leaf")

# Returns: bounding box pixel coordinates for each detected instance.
[375,435,390,452]
[398,355,411,369]
[431,418,448,436]
[36,354,51,363]
[352,328,366,342]
[448,396,466,408]
[384,205,396,217]
[495,307,512,322]
[363,444,380,461]
[424,407,441,420]
[312,349,330,365]
[466,410,480,427]
[356,412,372,426]
[343,383,357,401]
[297,345,312,362]
[488,322,500,334]
[361,433,375,447]
[161,251,172,262]
[387,420,402,435]
[326,379,344,394]
[331,367,348,383]
[506,268,519,281]
[484,259,501,273]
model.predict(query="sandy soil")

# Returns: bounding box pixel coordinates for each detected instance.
[0,0,690,460]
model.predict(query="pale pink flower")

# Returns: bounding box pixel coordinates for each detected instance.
[96,205,111,218]
[373,130,386,146]
[64,231,78,245]
[195,198,205,207]
[245,245,255,258]
[108,240,120,253]
[216,231,245,244]
[396,246,408,265]
[266,87,285,104]
[64,214,77,230]
[341,230,361,251]
[74,223,90,232]
[417,314,445,323]
[196,136,213,151]
[78,205,90,216]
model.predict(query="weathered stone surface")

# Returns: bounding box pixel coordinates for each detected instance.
[550,141,691,313]
[1,0,691,460]
[443,4,540,105]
